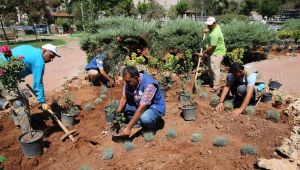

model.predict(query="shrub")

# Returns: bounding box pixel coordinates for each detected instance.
[241,145,257,156]
[102,148,113,160]
[123,141,135,151]
[222,20,277,54]
[281,19,300,43]
[191,133,202,142]
[213,136,228,147]
[149,18,206,53]
[143,131,155,142]
[94,98,102,105]
[227,48,244,64]
[266,109,280,122]
[101,85,107,95]
[224,100,234,111]
[100,94,107,99]
[83,103,94,111]
[199,91,208,99]
[78,165,92,170]
[243,106,256,115]
[210,96,220,107]
[215,14,249,24]
[166,128,176,139]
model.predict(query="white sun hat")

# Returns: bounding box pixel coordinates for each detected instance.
[42,44,61,57]
[205,17,216,25]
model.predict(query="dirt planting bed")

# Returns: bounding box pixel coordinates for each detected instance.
[0,78,293,169]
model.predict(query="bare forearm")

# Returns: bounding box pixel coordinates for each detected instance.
[240,87,254,110]
[203,45,216,55]
[127,105,146,129]
[99,69,111,81]
[220,86,230,103]
[116,95,127,113]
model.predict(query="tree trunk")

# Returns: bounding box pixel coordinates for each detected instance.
[0,19,9,44]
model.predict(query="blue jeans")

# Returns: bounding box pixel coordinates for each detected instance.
[116,101,161,131]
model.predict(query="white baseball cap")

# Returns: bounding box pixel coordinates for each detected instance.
[205,17,216,25]
[42,44,61,57]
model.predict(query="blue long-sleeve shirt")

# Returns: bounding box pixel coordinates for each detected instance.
[0,45,46,103]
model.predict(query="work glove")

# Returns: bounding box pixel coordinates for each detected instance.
[40,103,50,111]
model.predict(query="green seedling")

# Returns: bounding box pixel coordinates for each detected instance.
[78,164,92,170]
[83,103,94,111]
[191,133,202,142]
[102,148,113,160]
[243,105,256,115]
[94,98,103,105]
[199,91,208,99]
[100,94,107,99]
[213,136,228,147]
[101,85,107,94]
[0,155,7,164]
[111,112,126,134]
[224,100,234,111]
[166,128,176,139]
[123,141,135,151]
[143,131,155,142]
[210,95,220,106]
[241,145,257,156]
[266,109,280,122]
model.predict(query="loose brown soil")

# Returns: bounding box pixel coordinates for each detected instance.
[0,76,293,170]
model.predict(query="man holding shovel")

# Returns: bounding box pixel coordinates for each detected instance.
[0,44,61,133]
[197,16,226,93]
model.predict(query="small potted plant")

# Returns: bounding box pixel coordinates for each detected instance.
[61,95,79,127]
[178,78,191,102]
[110,112,127,143]
[274,94,284,109]
[181,98,197,121]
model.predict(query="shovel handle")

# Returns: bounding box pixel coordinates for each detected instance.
[25,83,77,142]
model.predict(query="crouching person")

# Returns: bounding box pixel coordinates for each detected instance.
[85,52,114,87]
[116,66,166,137]
[215,63,266,116]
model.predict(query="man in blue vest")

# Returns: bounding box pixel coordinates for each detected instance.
[116,66,166,136]
[0,44,61,133]
[85,52,114,86]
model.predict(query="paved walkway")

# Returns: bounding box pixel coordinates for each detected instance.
[251,56,300,98]
[23,36,87,92]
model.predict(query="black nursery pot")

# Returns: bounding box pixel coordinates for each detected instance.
[182,105,197,121]
[18,130,44,158]
[262,93,272,103]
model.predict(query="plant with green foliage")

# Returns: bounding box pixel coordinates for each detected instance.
[224,100,234,111]
[175,0,189,15]
[191,133,202,142]
[100,94,107,99]
[241,145,257,156]
[199,91,208,99]
[266,109,280,122]
[143,131,155,142]
[83,103,94,111]
[210,95,220,107]
[227,48,244,64]
[61,95,79,116]
[280,19,300,43]
[275,94,284,104]
[102,148,113,160]
[0,155,7,169]
[166,128,177,139]
[0,46,27,92]
[222,20,277,54]
[137,1,149,17]
[213,136,228,147]
[243,105,256,115]
[123,141,135,151]
[111,112,126,134]
[95,98,103,105]
[215,14,249,24]
[78,164,92,170]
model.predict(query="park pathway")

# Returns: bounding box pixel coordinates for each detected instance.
[251,56,300,98]
[24,36,87,92]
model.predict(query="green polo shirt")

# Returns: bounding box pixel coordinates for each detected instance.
[205,24,227,56]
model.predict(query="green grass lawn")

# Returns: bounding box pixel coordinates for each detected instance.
[0,38,66,48]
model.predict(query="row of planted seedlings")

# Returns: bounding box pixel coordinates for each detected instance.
[101,127,257,161]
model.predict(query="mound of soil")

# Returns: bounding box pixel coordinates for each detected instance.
[0,79,293,169]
